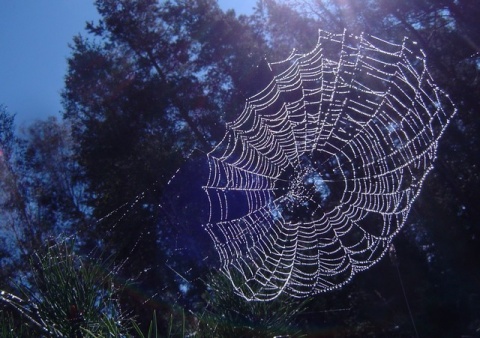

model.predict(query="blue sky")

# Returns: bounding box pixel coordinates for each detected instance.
[0,1,257,126]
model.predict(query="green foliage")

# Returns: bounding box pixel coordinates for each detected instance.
[131,311,160,338]
[0,310,32,337]
[0,238,129,337]
[0,105,15,155]
[1,243,306,337]
[195,272,308,337]
[0,109,88,285]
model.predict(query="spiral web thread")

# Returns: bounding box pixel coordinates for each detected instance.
[202,30,456,301]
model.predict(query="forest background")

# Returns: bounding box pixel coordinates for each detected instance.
[0,0,479,336]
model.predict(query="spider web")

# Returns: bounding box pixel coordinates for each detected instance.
[167,30,456,301]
